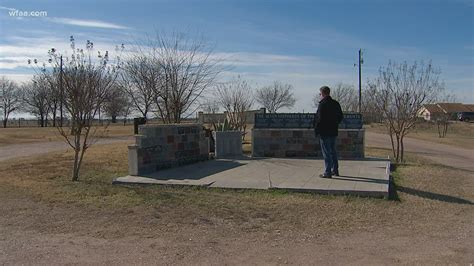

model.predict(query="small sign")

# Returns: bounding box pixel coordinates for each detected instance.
[254,113,363,129]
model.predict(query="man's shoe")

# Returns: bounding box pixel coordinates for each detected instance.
[319,173,332,178]
[331,170,339,176]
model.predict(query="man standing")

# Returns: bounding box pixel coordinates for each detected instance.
[314,86,343,178]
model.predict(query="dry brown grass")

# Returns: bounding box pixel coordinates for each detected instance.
[1,142,472,264]
[0,124,134,146]
[366,121,474,149]
[0,142,472,236]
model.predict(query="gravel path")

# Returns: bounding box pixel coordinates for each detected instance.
[366,131,474,172]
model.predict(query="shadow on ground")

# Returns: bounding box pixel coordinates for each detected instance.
[332,175,387,184]
[140,159,247,180]
[397,186,473,205]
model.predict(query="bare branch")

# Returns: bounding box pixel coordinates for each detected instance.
[256,81,296,113]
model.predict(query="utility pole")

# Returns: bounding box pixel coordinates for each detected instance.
[59,55,63,127]
[358,49,363,113]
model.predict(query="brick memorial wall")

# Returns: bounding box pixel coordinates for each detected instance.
[252,113,364,159]
[128,124,209,175]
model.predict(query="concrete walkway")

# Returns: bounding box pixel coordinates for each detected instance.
[114,157,391,198]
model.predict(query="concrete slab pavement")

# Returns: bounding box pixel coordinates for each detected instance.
[113,156,391,198]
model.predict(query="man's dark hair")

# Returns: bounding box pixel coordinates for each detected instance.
[320,86,331,96]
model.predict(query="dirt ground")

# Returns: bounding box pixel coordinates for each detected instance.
[0,131,473,264]
[2,195,471,265]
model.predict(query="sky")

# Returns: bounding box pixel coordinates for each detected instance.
[0,0,473,114]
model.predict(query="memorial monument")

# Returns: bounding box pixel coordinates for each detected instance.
[252,113,364,158]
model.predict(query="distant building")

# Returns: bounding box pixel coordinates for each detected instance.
[418,104,445,121]
[418,103,473,121]
[464,104,474,112]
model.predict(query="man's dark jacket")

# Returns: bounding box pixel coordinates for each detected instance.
[314,96,344,137]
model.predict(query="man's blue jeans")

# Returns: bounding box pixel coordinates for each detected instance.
[320,136,338,175]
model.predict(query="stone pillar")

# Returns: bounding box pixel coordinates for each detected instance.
[128,144,138,176]
[213,131,242,158]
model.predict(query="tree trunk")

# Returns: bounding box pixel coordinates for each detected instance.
[437,122,441,138]
[72,133,81,182]
[389,127,396,159]
[52,104,57,127]
[111,115,117,123]
[2,119,6,128]
[76,143,87,181]
[400,135,405,162]
[40,114,45,127]
[395,134,401,163]
[72,148,80,181]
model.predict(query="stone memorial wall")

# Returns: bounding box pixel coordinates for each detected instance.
[252,129,364,158]
[128,124,209,175]
[252,113,364,159]
[254,112,363,129]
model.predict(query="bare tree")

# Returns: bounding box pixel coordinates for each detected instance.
[103,85,130,123]
[368,60,443,163]
[256,81,296,113]
[312,83,358,112]
[331,83,358,112]
[22,76,51,127]
[360,84,383,123]
[201,98,220,114]
[119,55,156,120]
[149,32,223,123]
[30,36,121,181]
[45,72,61,127]
[200,98,222,131]
[216,77,254,135]
[435,92,456,138]
[0,76,21,128]
[121,98,133,126]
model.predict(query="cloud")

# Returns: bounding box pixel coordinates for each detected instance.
[0,36,68,69]
[0,73,33,84]
[0,6,16,11]
[0,35,124,70]
[46,17,130,30]
[214,52,316,67]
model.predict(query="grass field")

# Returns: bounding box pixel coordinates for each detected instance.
[365,121,474,149]
[1,141,472,263]
[0,124,134,146]
[1,120,473,263]
[3,120,472,150]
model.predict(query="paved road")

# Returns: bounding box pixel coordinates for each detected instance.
[0,137,133,162]
[366,132,474,172]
